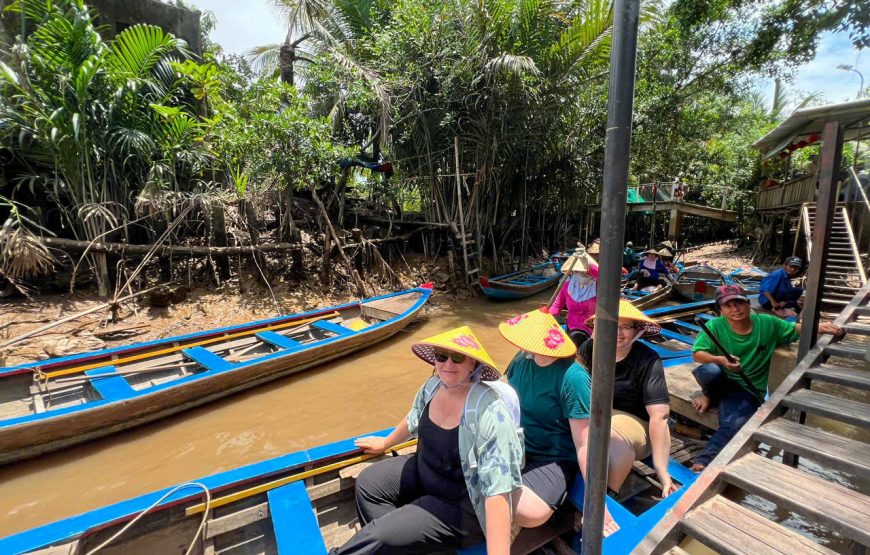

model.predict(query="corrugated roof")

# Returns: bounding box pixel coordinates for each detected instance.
[752,98,870,158]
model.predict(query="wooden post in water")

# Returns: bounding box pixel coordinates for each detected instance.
[582,0,640,552]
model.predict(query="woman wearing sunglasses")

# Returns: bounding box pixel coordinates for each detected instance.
[331,326,523,555]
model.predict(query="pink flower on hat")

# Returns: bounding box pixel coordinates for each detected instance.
[506,314,527,326]
[452,334,479,350]
[543,328,565,350]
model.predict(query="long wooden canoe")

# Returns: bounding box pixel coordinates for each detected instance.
[0,285,432,465]
[1,427,700,555]
[478,261,561,300]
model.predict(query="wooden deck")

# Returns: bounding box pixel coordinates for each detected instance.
[634,283,870,555]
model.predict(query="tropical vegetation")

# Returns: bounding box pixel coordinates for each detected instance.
[0,0,866,295]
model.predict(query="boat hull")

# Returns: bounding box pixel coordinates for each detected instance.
[0,288,431,465]
[479,262,561,300]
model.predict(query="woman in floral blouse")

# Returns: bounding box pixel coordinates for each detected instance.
[331,326,523,555]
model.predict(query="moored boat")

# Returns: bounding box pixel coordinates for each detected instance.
[0,427,699,555]
[673,264,727,301]
[0,285,432,465]
[478,261,561,300]
[726,266,768,292]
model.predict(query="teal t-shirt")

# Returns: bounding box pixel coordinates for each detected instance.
[506,352,592,462]
[692,313,798,394]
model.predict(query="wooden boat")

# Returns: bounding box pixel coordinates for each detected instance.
[726,266,767,292]
[478,261,561,300]
[0,285,432,465]
[624,284,673,309]
[673,264,727,302]
[1,427,700,555]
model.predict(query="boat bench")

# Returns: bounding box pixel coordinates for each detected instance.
[268,481,327,554]
[85,367,135,401]
[256,331,304,351]
[311,320,355,337]
[182,346,234,372]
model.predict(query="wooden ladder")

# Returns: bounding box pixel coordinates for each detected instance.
[635,283,870,555]
[797,202,867,308]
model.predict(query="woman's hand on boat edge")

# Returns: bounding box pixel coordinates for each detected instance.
[659,472,678,498]
[355,436,388,453]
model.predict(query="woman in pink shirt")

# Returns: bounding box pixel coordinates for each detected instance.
[549,248,598,348]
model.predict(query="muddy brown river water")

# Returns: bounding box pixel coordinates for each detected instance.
[0,292,551,538]
[0,290,866,553]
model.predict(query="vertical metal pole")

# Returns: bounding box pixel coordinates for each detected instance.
[798,121,843,360]
[581,0,640,552]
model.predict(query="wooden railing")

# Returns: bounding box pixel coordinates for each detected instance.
[756,173,816,210]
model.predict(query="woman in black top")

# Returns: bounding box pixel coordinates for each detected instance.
[580,300,677,498]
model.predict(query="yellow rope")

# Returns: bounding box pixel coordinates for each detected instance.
[185,439,418,516]
[39,312,340,382]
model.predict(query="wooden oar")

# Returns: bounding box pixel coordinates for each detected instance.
[185,439,419,516]
[546,252,578,309]
[694,317,765,404]
[38,311,341,382]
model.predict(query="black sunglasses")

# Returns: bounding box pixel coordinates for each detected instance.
[433,349,467,364]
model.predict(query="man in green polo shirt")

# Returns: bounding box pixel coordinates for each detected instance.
[690,285,843,471]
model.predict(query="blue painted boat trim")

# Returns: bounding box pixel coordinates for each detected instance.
[85,367,135,401]
[0,288,431,431]
[268,482,327,555]
[0,429,394,554]
[1,287,423,377]
[256,331,303,351]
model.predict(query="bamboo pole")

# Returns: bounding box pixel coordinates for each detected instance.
[308,184,367,297]
[185,439,418,516]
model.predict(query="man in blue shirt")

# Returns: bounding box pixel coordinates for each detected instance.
[759,257,803,316]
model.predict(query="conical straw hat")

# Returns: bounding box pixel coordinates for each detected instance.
[560,246,596,274]
[587,240,601,254]
[498,307,577,358]
[585,299,661,337]
[411,326,500,380]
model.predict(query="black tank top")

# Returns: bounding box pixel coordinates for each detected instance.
[417,402,467,500]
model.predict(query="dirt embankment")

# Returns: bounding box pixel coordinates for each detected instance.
[1,243,760,368]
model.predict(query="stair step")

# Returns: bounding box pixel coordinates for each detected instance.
[681,496,835,555]
[823,342,866,359]
[663,548,691,555]
[722,453,870,546]
[843,322,870,335]
[782,388,870,427]
[822,298,851,306]
[805,364,870,389]
[755,418,870,478]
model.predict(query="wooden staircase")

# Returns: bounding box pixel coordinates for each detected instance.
[798,203,867,307]
[635,284,870,555]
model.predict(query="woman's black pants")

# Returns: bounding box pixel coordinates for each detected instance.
[329,454,484,554]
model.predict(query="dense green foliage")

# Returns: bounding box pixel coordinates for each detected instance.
[0,0,866,291]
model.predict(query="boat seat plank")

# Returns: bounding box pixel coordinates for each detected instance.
[268,481,327,555]
[805,365,870,390]
[723,453,870,546]
[658,328,695,344]
[753,418,870,478]
[782,388,870,427]
[255,331,304,351]
[182,347,233,372]
[681,495,836,555]
[85,367,135,401]
[312,320,355,337]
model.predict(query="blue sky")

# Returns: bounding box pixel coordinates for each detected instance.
[194,0,867,107]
